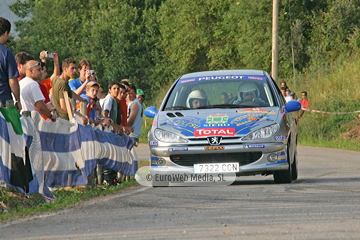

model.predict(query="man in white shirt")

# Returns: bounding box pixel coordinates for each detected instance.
[127,84,143,143]
[19,60,56,122]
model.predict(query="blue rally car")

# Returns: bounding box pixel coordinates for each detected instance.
[144,70,301,185]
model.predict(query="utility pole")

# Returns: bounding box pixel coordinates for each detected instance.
[271,0,279,82]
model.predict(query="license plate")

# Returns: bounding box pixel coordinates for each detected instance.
[194,162,239,173]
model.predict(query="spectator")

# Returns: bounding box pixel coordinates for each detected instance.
[101,81,124,185]
[119,80,131,126]
[15,52,33,81]
[284,89,293,103]
[115,84,127,124]
[280,81,288,89]
[121,78,131,86]
[77,81,105,125]
[102,81,122,129]
[280,81,288,97]
[68,58,92,97]
[0,17,21,111]
[291,92,300,101]
[51,58,88,124]
[39,51,60,93]
[98,84,107,107]
[19,60,56,122]
[115,83,134,183]
[97,84,107,105]
[127,84,143,143]
[120,79,131,100]
[280,88,286,98]
[37,61,57,119]
[136,88,145,104]
[296,91,310,120]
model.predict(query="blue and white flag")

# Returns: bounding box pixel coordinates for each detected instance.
[0,107,41,197]
[0,109,137,198]
[30,112,137,188]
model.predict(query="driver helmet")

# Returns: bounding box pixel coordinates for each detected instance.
[186,90,208,108]
[238,82,259,100]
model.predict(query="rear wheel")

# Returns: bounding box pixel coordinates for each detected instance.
[273,143,292,184]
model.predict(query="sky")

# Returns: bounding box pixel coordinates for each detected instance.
[1,0,24,37]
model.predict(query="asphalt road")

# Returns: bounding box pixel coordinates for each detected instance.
[1,145,360,239]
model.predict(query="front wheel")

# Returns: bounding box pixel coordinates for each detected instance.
[273,144,292,184]
[291,150,298,180]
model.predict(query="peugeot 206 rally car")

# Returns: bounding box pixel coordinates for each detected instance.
[144,70,301,186]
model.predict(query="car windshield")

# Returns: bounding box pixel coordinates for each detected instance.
[164,75,276,110]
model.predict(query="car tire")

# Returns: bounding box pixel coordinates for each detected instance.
[273,143,292,184]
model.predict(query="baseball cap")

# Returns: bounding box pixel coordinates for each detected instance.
[87,81,99,87]
[136,89,144,96]
[290,92,295,96]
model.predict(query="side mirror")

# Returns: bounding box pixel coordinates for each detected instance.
[284,101,301,113]
[144,106,158,118]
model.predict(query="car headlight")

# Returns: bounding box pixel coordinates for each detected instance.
[242,124,280,140]
[154,129,188,143]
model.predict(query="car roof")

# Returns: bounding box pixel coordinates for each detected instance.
[179,69,266,79]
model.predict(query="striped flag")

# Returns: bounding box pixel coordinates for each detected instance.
[0,106,35,195]
[30,112,137,188]
[0,109,137,199]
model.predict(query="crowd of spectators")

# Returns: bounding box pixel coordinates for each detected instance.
[279,81,310,120]
[0,17,145,186]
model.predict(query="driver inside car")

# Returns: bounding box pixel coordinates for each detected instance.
[233,82,266,106]
[186,90,208,109]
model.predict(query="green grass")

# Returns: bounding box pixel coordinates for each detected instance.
[0,180,139,222]
[299,138,360,151]
[285,54,360,150]
[1,160,150,222]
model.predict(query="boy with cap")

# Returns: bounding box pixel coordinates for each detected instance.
[136,89,145,104]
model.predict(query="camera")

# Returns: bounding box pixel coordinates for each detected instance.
[89,70,95,75]
[44,51,54,58]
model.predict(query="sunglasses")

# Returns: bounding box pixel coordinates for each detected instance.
[27,62,46,70]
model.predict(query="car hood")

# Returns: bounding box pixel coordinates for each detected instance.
[154,107,281,137]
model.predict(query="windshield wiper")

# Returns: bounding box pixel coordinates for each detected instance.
[165,106,190,110]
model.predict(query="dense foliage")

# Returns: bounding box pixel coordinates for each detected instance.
[7,0,360,145]
[8,0,360,96]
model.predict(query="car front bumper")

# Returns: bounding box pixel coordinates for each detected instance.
[149,142,289,176]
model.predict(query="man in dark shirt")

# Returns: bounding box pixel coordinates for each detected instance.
[0,17,21,112]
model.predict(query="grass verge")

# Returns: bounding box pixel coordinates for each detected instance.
[0,160,149,222]
[0,180,139,222]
